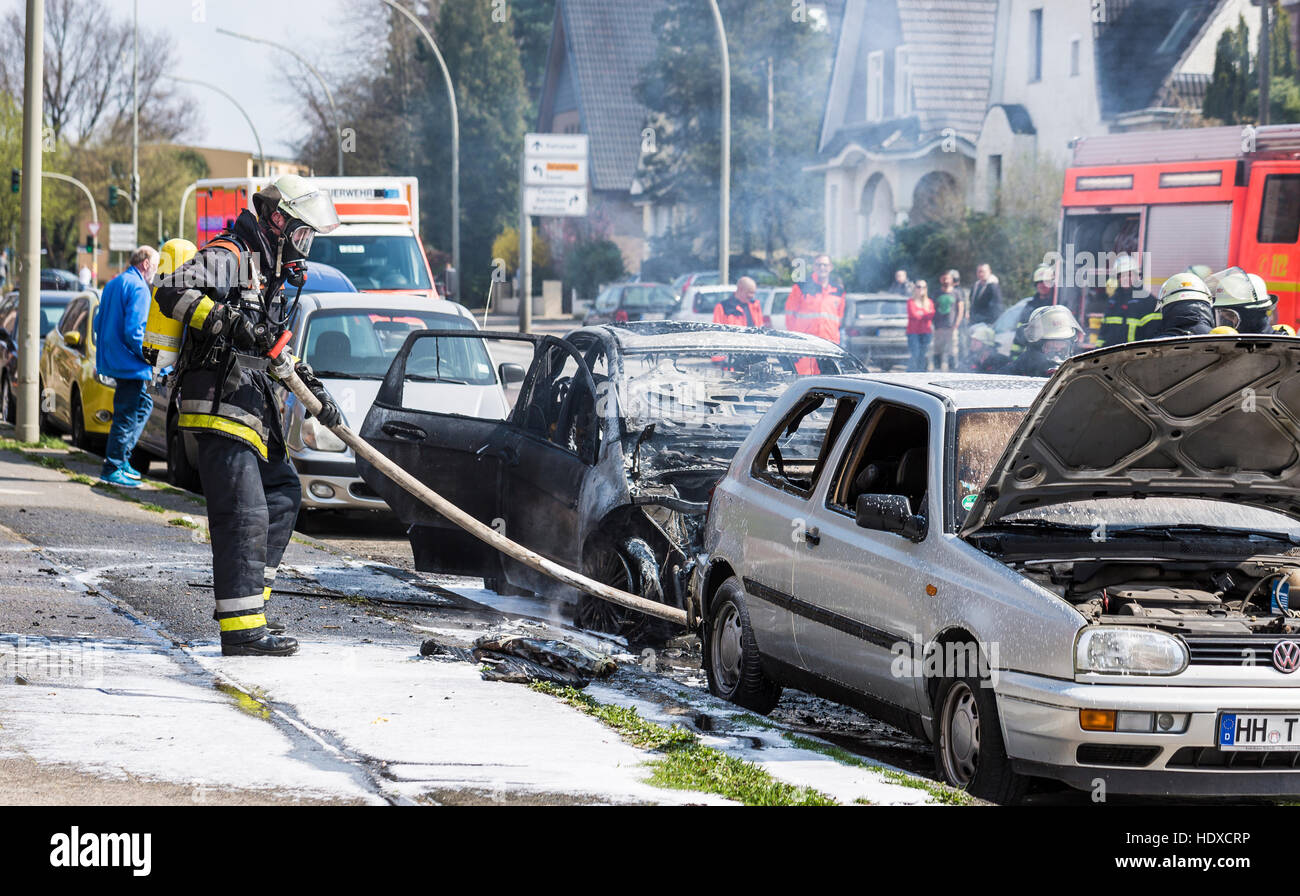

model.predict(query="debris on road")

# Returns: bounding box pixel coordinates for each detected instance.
[419,634,617,688]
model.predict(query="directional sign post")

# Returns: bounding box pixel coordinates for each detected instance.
[519,133,589,333]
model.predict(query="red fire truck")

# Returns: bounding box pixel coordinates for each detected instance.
[194,176,440,301]
[1058,124,1300,329]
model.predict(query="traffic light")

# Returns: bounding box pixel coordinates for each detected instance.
[85,234,93,254]
[9,169,18,194]
[108,185,118,208]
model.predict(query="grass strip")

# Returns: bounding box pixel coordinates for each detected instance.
[781,732,973,805]
[531,682,836,806]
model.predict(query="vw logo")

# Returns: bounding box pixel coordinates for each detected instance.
[1273,641,1300,673]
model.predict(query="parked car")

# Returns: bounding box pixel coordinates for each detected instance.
[0,290,85,424]
[993,296,1034,356]
[696,336,1300,802]
[358,320,863,639]
[840,292,910,369]
[756,286,792,331]
[136,292,516,509]
[583,283,679,325]
[671,270,720,297]
[675,284,739,324]
[300,261,357,294]
[40,268,80,291]
[36,290,116,451]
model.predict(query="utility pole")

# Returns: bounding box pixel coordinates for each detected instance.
[1259,0,1274,125]
[132,0,140,244]
[17,0,44,442]
[707,0,730,284]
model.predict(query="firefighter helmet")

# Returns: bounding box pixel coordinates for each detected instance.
[1023,305,1083,343]
[1205,266,1275,311]
[1032,263,1056,285]
[1156,272,1212,310]
[968,323,996,345]
[251,174,340,258]
[1113,254,1141,276]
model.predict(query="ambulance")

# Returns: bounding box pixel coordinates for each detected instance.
[1057,124,1300,330]
[193,176,439,300]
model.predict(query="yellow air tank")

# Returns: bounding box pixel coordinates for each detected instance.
[143,238,197,368]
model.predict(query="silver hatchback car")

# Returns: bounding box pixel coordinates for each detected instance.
[694,336,1300,802]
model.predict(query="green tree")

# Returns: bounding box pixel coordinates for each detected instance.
[636,0,834,263]
[511,0,557,118]
[1204,15,1254,124]
[564,238,625,299]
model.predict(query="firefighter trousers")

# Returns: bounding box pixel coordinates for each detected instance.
[194,432,301,645]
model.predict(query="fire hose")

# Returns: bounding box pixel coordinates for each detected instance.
[265,338,689,627]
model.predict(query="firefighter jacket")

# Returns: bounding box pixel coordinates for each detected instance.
[1097,286,1162,346]
[153,210,288,460]
[713,295,764,327]
[786,274,845,343]
[1157,300,1214,338]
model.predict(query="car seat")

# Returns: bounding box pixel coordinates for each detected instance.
[312,331,353,372]
[895,446,927,513]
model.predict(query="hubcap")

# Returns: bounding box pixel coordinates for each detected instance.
[941,682,980,786]
[711,602,744,692]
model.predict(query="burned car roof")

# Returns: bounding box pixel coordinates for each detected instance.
[790,372,1046,410]
[570,320,858,360]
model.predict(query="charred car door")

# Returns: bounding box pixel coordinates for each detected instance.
[494,336,602,586]
[358,330,538,579]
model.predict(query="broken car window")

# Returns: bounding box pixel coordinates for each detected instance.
[752,392,858,497]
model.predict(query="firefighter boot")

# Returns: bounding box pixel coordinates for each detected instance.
[264,585,286,634]
[221,634,299,657]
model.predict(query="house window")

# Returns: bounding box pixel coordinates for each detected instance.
[1029,9,1043,83]
[894,48,912,116]
[867,50,884,122]
[1070,37,1080,76]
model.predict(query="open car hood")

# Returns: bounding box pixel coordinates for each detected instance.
[959,336,1300,538]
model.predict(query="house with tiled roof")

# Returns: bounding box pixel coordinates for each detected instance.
[813,0,1267,260]
[535,0,665,271]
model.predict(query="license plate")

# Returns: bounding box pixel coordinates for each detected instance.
[1218,712,1300,750]
[874,328,906,338]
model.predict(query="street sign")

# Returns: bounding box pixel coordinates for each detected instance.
[524,133,588,158]
[86,221,100,236]
[524,186,589,217]
[525,157,587,187]
[108,223,137,252]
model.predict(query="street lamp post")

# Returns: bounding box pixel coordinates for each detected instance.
[167,76,266,177]
[42,172,99,282]
[17,0,44,442]
[132,0,139,246]
[707,0,730,285]
[216,28,344,176]
[378,0,460,291]
[178,181,197,242]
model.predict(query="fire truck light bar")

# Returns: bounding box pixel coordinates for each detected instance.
[1076,174,1134,191]
[1158,170,1223,188]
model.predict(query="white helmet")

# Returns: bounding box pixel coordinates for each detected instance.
[1205,266,1275,311]
[1032,263,1056,285]
[968,323,996,345]
[252,174,340,257]
[1156,272,1212,310]
[1023,305,1083,343]
[1113,254,1141,276]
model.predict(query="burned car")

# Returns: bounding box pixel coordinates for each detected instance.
[696,337,1300,802]
[358,321,861,638]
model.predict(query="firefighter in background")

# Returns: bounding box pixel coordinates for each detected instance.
[1008,305,1084,377]
[154,175,342,657]
[1011,263,1057,357]
[962,323,1007,373]
[712,276,764,327]
[1097,254,1161,346]
[1206,266,1276,334]
[1154,272,1215,337]
[786,254,845,374]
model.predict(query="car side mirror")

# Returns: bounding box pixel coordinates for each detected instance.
[63,331,81,348]
[498,362,525,385]
[855,493,927,542]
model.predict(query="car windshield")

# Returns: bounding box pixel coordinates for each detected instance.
[619,349,851,458]
[952,409,1300,536]
[855,299,908,317]
[304,309,492,383]
[307,234,432,291]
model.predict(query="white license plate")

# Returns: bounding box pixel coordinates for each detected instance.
[1218,712,1300,750]
[873,328,906,338]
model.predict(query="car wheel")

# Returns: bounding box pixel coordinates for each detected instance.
[933,673,1028,804]
[37,377,52,433]
[69,390,90,450]
[704,576,782,714]
[575,537,680,645]
[0,373,12,424]
[167,416,202,493]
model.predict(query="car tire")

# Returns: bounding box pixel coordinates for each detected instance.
[933,673,1028,804]
[167,416,202,494]
[0,373,12,424]
[704,576,782,714]
[37,377,53,434]
[69,390,90,450]
[575,537,681,645]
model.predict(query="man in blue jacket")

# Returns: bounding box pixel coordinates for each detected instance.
[94,246,158,487]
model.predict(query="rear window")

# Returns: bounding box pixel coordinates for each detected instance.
[1258,174,1300,244]
[855,299,908,317]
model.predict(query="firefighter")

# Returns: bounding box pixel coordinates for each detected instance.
[154,175,342,657]
[962,323,1007,373]
[1097,254,1160,346]
[1011,263,1057,357]
[786,254,845,374]
[1154,272,1214,337]
[1008,305,1084,377]
[1206,266,1275,334]
[712,276,764,327]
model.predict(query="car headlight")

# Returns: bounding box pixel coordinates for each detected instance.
[1075,627,1188,676]
[301,416,346,452]
[95,373,117,387]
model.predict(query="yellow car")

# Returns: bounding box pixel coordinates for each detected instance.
[38,290,117,451]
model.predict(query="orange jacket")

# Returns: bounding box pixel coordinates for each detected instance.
[713,296,764,328]
[786,275,845,343]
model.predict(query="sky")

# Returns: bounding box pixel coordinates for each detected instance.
[94,0,353,158]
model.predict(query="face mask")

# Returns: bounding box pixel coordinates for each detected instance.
[288,224,315,257]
